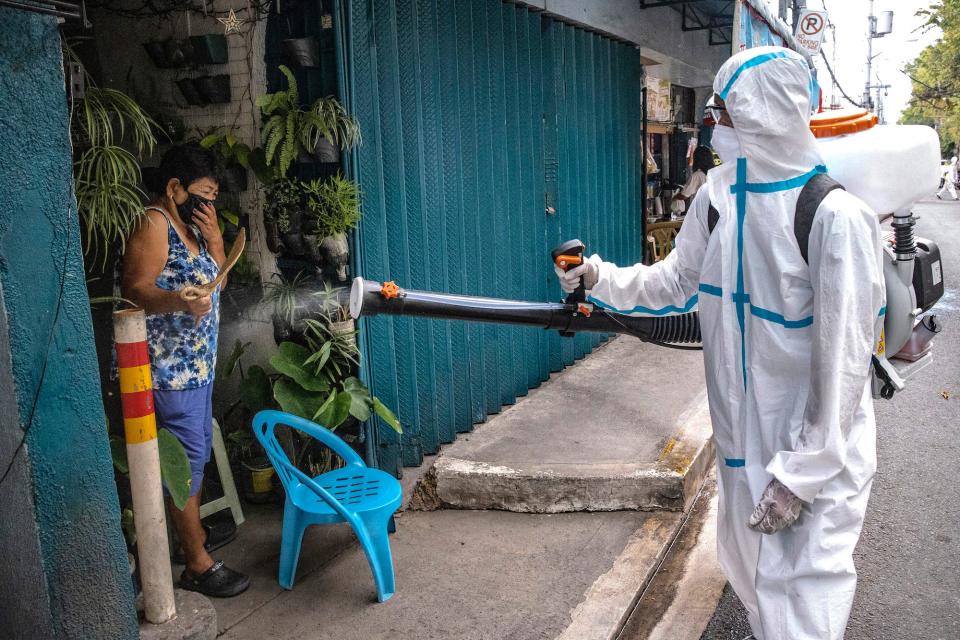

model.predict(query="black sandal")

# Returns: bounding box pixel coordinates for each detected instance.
[179,561,250,598]
[172,521,237,565]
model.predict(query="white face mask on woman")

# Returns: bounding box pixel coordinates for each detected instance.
[711,124,742,164]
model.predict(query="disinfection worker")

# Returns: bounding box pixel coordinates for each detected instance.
[556,47,884,639]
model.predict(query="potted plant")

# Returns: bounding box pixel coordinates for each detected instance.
[195,74,231,104]
[199,128,251,192]
[263,270,312,344]
[175,78,207,106]
[190,33,229,65]
[312,173,361,282]
[311,281,355,349]
[164,38,195,67]
[257,65,361,176]
[143,40,172,68]
[70,81,158,264]
[281,36,321,68]
[307,96,361,163]
[262,178,305,255]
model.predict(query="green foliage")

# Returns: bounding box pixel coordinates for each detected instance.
[71,85,158,262]
[302,174,362,237]
[263,270,311,326]
[109,428,193,510]
[901,1,960,154]
[199,127,252,167]
[257,65,361,177]
[261,178,302,233]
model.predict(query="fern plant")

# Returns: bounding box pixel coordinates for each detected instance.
[257,65,361,177]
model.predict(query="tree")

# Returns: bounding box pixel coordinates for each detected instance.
[901,0,960,155]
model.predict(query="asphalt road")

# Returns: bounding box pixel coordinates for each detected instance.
[701,197,960,640]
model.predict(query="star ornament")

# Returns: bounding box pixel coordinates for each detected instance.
[217,9,246,35]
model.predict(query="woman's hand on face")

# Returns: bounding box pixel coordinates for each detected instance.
[192,201,223,250]
[185,293,213,321]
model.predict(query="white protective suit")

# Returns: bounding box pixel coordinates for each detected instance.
[586,48,885,639]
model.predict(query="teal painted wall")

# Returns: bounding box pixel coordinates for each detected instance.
[0,10,138,638]
[344,0,642,473]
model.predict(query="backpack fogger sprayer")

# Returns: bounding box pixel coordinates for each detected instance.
[352,222,943,401]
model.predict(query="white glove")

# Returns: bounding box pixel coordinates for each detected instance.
[554,256,599,294]
[748,478,803,535]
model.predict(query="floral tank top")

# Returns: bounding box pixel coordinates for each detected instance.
[145,207,221,390]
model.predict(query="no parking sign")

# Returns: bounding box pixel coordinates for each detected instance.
[794,9,828,56]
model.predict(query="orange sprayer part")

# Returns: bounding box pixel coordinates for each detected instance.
[381,281,401,299]
[554,254,583,269]
[810,108,878,138]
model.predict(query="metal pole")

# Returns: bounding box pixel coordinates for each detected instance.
[865,0,875,110]
[114,308,176,624]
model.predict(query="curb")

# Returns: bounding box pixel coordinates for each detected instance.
[417,391,714,514]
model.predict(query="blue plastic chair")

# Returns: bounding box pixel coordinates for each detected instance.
[252,410,402,602]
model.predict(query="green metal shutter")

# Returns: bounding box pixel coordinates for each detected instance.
[343,0,642,474]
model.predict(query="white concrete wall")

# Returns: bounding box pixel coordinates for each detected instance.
[514,0,730,88]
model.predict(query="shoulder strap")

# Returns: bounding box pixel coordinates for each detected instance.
[794,173,845,264]
[704,173,845,265]
[144,206,173,228]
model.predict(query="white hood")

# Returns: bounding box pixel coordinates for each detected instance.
[713,46,824,183]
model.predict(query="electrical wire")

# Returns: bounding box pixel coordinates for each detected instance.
[0,217,72,487]
[819,49,863,108]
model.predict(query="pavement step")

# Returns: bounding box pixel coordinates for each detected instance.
[412,337,714,513]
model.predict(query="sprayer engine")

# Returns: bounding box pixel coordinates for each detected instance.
[871,210,944,398]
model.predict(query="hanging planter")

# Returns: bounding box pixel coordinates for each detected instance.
[280,37,321,68]
[164,38,195,68]
[265,221,283,253]
[195,75,232,104]
[175,78,208,106]
[219,164,248,192]
[143,40,172,68]
[319,233,349,282]
[190,34,229,65]
[313,136,340,163]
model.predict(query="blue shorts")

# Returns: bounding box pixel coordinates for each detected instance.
[153,383,214,497]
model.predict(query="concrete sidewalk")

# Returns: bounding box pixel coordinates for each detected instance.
[416,337,713,513]
[211,336,715,640]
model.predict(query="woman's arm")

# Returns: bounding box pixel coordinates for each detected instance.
[121,210,212,318]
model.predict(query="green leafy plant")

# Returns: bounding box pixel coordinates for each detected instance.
[197,127,273,184]
[257,65,361,177]
[262,178,302,233]
[305,95,361,152]
[312,281,350,323]
[301,174,361,237]
[72,86,158,260]
[263,270,311,327]
[110,428,193,510]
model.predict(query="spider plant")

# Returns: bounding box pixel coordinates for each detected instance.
[72,86,157,262]
[263,270,311,327]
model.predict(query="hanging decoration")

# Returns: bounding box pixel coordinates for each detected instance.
[217,8,246,34]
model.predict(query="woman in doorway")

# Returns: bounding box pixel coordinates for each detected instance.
[121,144,250,597]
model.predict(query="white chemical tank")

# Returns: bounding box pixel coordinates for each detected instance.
[812,109,941,215]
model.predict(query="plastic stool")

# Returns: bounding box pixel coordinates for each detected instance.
[199,418,245,526]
